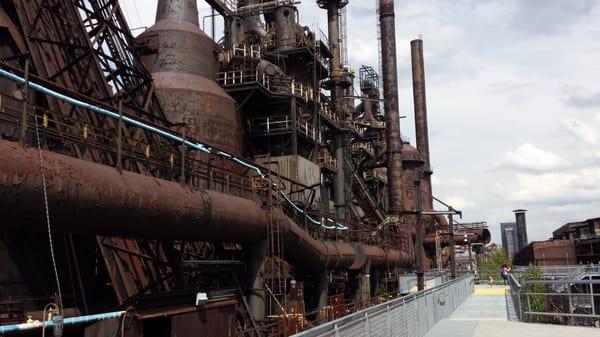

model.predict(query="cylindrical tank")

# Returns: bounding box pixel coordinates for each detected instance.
[239,0,266,43]
[137,0,242,156]
[272,5,297,51]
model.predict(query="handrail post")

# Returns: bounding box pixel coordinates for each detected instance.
[364,312,370,337]
[386,304,392,337]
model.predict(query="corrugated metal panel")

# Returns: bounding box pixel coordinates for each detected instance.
[256,155,320,203]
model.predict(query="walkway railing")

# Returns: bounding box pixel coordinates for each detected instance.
[507,266,600,327]
[291,275,474,337]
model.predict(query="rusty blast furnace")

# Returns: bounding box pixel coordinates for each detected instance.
[0,0,489,336]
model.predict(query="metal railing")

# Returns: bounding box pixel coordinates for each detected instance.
[217,69,317,103]
[291,275,474,337]
[507,266,600,327]
[453,222,488,231]
[506,274,522,321]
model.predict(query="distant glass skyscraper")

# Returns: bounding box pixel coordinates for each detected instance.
[501,222,519,259]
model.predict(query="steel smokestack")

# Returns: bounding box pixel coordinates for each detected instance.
[410,39,430,169]
[379,0,404,215]
[410,38,433,210]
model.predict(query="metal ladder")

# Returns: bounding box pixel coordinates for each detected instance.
[265,177,287,315]
[266,185,286,314]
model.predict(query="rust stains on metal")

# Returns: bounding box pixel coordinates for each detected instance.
[378,0,415,268]
[379,0,403,215]
[138,0,242,156]
[424,229,491,245]
[0,140,411,271]
[410,39,430,170]
[411,38,435,211]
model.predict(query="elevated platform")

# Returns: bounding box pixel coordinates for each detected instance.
[425,285,599,337]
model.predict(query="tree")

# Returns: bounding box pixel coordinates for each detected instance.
[475,248,511,284]
[521,265,548,323]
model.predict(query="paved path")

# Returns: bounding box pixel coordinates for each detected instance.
[424,285,599,337]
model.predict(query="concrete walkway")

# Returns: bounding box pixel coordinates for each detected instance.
[424,285,599,337]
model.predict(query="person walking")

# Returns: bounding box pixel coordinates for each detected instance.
[500,264,511,285]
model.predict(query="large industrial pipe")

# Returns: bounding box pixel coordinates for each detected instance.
[379,0,403,215]
[410,39,434,211]
[0,140,410,269]
[424,230,491,245]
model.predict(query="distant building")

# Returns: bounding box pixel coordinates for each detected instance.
[513,209,529,251]
[501,222,519,259]
[513,217,600,266]
[553,218,600,240]
[513,240,576,266]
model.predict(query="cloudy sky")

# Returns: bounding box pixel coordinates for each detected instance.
[121,0,600,243]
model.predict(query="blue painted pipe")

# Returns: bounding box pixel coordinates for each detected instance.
[0,67,349,230]
[0,311,125,334]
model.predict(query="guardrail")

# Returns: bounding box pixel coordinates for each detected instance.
[291,275,474,337]
[507,266,600,327]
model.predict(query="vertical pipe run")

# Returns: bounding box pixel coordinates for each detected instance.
[324,0,346,219]
[334,134,346,219]
[248,241,267,320]
[316,271,329,310]
[327,1,342,81]
[379,0,404,215]
[448,212,456,279]
[291,96,298,155]
[415,180,424,291]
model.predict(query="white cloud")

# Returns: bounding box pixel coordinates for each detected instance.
[562,112,600,146]
[444,196,475,210]
[431,176,469,188]
[561,84,600,109]
[499,171,590,204]
[495,143,563,171]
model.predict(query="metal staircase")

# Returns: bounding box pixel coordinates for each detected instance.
[346,159,385,222]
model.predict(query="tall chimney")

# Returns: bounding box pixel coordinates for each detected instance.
[410,39,430,169]
[410,39,433,210]
[379,0,403,215]
[513,209,528,250]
